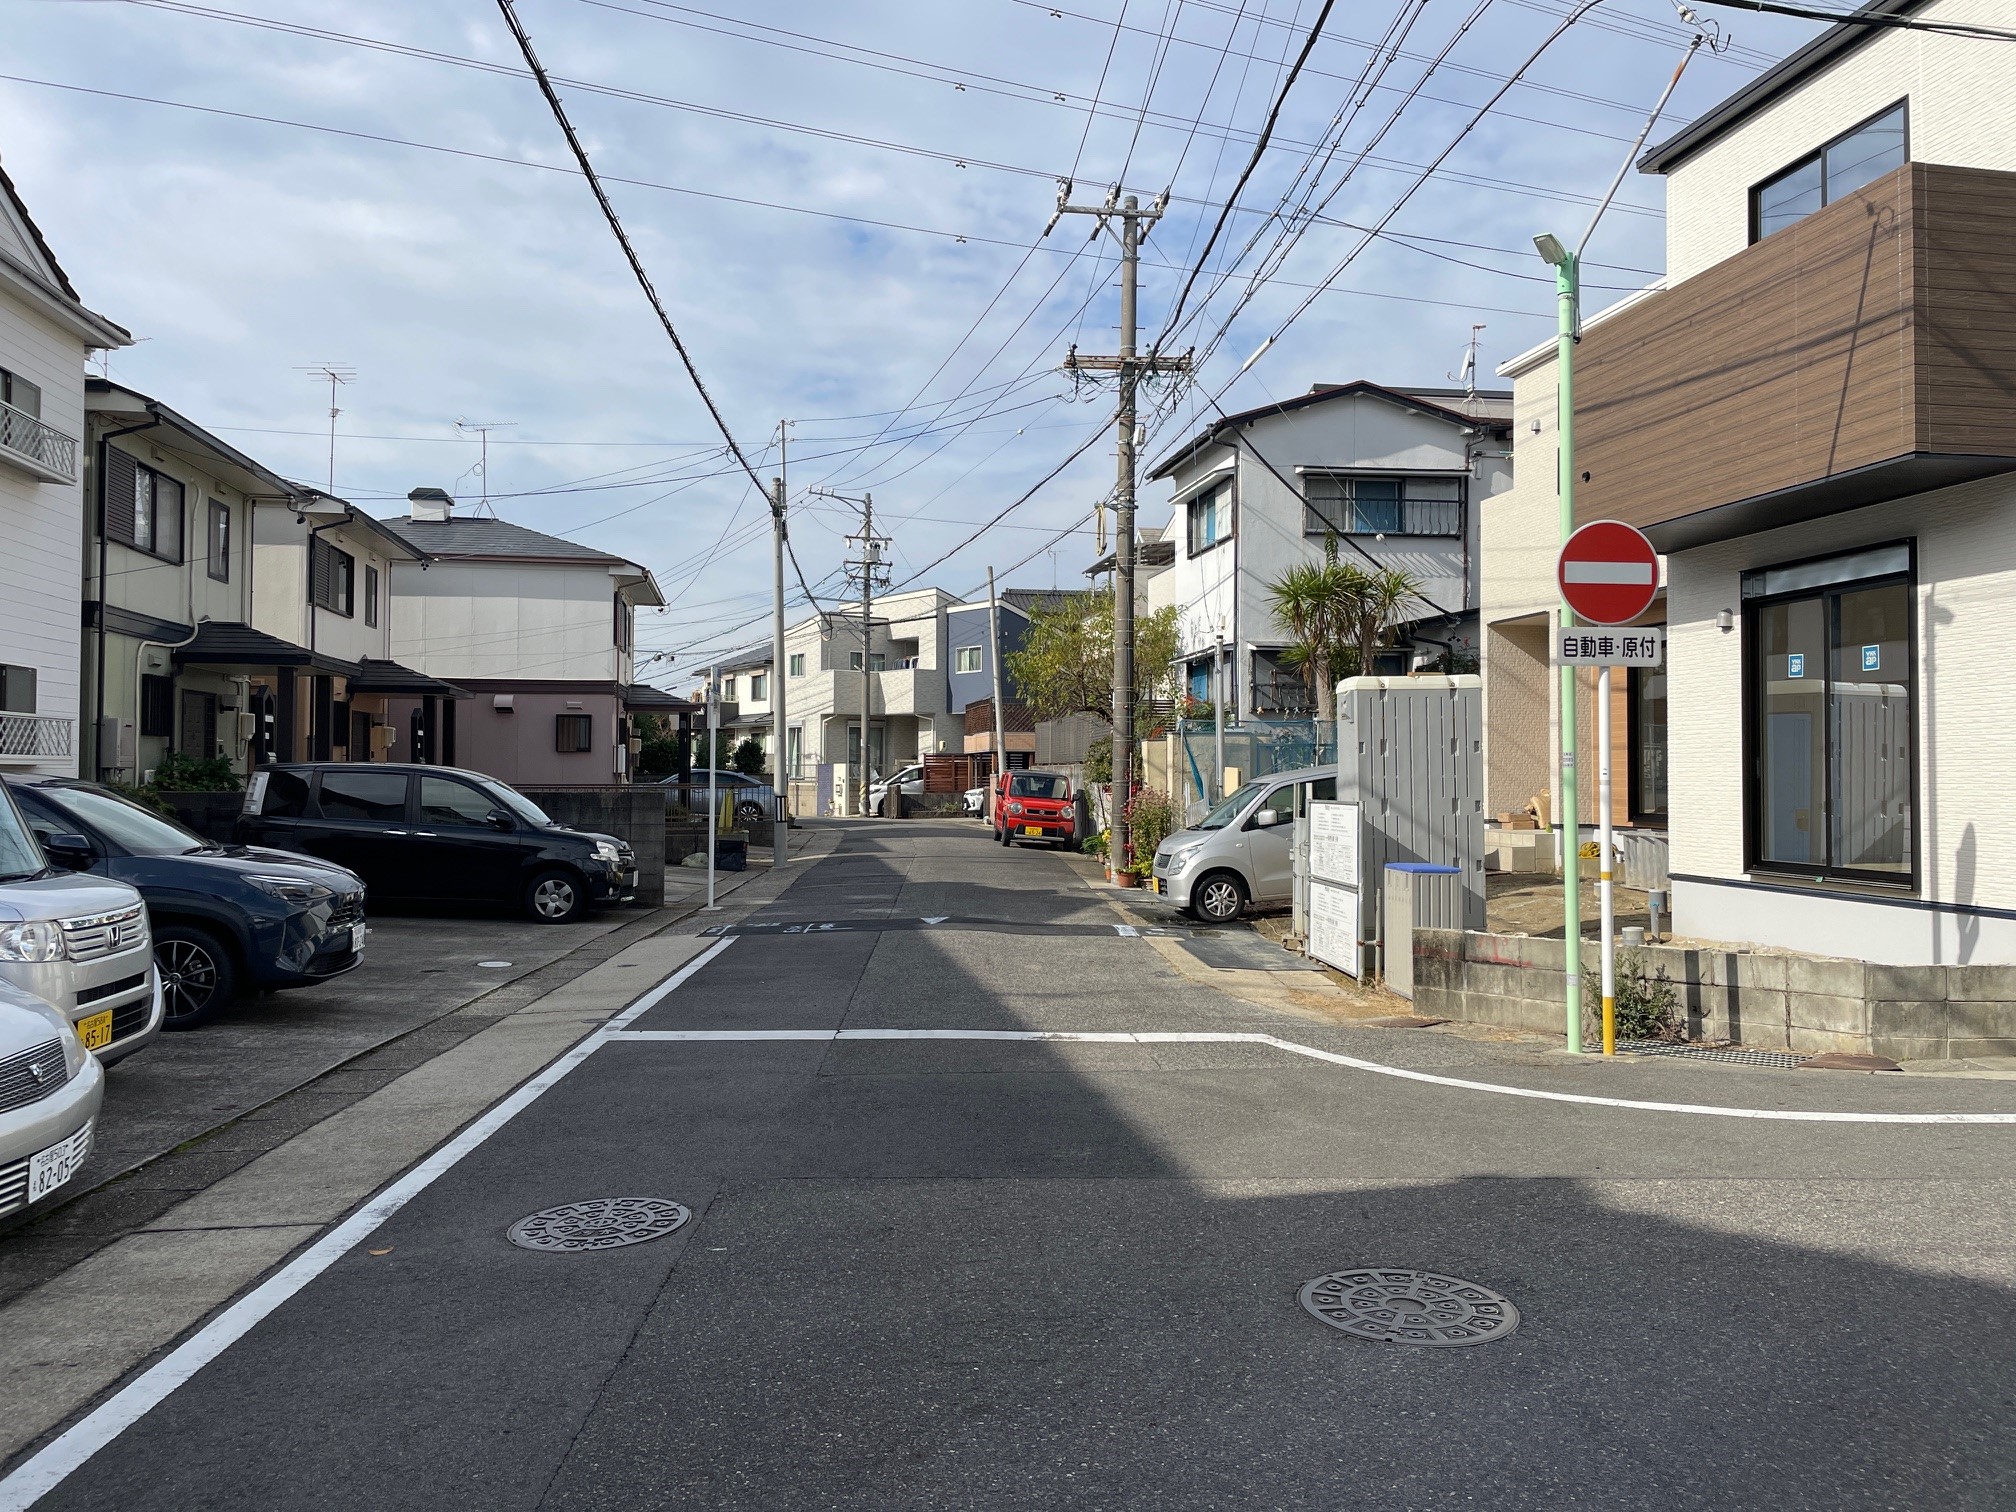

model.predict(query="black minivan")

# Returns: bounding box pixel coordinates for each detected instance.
[6,776,367,1030]
[239,764,637,924]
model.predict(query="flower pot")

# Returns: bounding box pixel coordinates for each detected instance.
[1111,870,1139,888]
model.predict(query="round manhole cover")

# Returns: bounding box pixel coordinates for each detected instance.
[507,1197,692,1253]
[1299,1268,1519,1347]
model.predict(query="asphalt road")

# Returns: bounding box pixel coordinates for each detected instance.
[12,818,2016,1510]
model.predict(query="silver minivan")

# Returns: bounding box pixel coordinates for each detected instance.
[0,781,159,1065]
[1149,764,1336,922]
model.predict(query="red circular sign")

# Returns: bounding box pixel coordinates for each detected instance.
[1557,520,1659,625]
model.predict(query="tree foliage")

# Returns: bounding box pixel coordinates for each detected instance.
[1265,536,1423,722]
[1005,588,1179,731]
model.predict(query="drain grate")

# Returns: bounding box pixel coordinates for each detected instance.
[1299,1268,1519,1347]
[1616,1041,1809,1069]
[507,1197,692,1253]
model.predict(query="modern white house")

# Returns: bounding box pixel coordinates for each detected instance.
[1145,381,1512,718]
[0,159,130,777]
[382,490,666,785]
[1487,0,2016,967]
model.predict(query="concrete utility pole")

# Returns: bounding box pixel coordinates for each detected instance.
[769,471,789,864]
[1052,187,1187,881]
[987,566,1008,810]
[820,491,886,817]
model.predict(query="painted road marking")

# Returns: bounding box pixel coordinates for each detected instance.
[604,1028,2016,1123]
[699,918,1185,938]
[0,936,737,1512]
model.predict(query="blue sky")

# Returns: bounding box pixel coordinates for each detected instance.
[2,0,1822,669]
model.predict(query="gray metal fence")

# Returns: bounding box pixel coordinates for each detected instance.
[1173,717,1334,811]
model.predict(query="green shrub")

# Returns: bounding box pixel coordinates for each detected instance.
[1608,950,1684,1043]
[1084,734,1112,785]
[730,737,766,776]
[149,750,241,792]
[1122,787,1179,876]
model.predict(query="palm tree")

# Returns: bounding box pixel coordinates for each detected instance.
[1346,566,1425,678]
[1267,540,1424,721]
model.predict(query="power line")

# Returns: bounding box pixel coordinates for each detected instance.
[1692,0,2016,40]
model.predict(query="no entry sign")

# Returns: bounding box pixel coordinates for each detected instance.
[1557,520,1659,625]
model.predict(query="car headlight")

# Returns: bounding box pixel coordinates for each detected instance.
[593,841,621,864]
[1166,841,1206,869]
[61,1023,88,1078]
[1007,801,1023,815]
[1061,803,1075,821]
[245,874,335,905]
[0,920,66,962]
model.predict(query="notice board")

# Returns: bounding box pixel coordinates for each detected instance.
[1306,799,1363,978]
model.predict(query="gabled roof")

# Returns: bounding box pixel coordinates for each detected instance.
[0,155,131,347]
[1639,0,1929,174]
[379,514,629,564]
[88,378,301,500]
[1146,379,1513,481]
[0,156,77,301]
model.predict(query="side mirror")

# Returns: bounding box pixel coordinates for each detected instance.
[486,810,516,832]
[1253,808,1286,829]
[42,833,95,868]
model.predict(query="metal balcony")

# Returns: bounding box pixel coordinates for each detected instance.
[0,712,74,763]
[0,399,79,484]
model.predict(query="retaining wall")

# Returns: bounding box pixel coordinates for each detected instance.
[1412,928,2016,1060]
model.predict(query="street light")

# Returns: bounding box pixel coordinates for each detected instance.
[1532,232,1569,267]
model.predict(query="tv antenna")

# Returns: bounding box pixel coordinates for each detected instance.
[453,418,517,516]
[297,364,355,493]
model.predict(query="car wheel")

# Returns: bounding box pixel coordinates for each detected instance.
[735,800,766,826]
[155,925,237,1030]
[526,869,587,924]
[1192,872,1247,923]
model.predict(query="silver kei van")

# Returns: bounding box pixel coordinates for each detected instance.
[1149,763,1337,923]
[0,781,159,1066]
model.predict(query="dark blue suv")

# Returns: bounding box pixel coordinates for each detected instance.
[5,777,367,1031]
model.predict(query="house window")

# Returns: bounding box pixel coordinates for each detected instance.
[1304,475,1463,537]
[1186,481,1232,556]
[1750,102,1907,242]
[1628,664,1668,824]
[364,564,379,627]
[787,724,803,777]
[722,675,736,700]
[750,673,767,700]
[0,367,41,418]
[613,594,631,654]
[0,664,35,714]
[105,450,185,562]
[955,645,983,674]
[207,500,230,582]
[309,536,355,616]
[847,651,887,672]
[139,675,175,738]
[555,713,593,753]
[1744,543,1914,885]
[788,652,806,677]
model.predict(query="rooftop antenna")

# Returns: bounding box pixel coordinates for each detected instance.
[1448,324,1485,409]
[297,364,355,493]
[453,418,517,517]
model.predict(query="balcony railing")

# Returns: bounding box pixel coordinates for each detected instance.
[0,712,74,761]
[0,400,79,484]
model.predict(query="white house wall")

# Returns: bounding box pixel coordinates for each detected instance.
[1661,0,2016,282]
[390,560,621,682]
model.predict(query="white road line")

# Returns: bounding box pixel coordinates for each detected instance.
[601,1026,2016,1124]
[0,935,738,1512]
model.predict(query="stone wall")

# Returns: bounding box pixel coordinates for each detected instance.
[1411,928,2016,1060]
[520,786,667,908]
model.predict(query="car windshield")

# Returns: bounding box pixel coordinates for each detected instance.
[1008,773,1068,801]
[1196,780,1266,831]
[36,784,207,856]
[486,783,554,828]
[0,788,46,881]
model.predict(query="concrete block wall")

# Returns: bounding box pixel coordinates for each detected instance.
[1412,928,2016,1060]
[520,787,667,908]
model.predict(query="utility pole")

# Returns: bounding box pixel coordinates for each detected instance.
[820,489,887,817]
[987,566,1008,812]
[1051,186,1188,882]
[770,471,789,864]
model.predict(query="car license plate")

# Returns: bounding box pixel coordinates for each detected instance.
[77,1009,113,1051]
[29,1120,93,1205]
[1023,825,1042,836]
[349,922,366,954]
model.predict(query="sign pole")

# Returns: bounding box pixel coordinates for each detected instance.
[1597,664,1615,1054]
[704,665,720,913]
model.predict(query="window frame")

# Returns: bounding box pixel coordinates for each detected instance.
[108,455,186,564]
[206,499,231,583]
[1185,479,1233,557]
[1740,539,1918,890]
[1626,662,1668,826]
[1302,472,1466,538]
[554,712,594,753]
[954,645,983,675]
[1747,99,1908,244]
[0,367,42,419]
[139,674,174,738]
[787,652,806,678]
[309,536,356,617]
[364,564,380,628]
[749,672,767,700]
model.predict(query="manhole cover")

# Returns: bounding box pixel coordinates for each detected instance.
[507,1197,692,1253]
[1299,1268,1519,1347]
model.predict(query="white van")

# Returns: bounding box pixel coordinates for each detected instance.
[0,782,159,1065]
[1149,764,1337,923]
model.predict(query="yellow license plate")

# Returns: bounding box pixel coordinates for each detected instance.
[1023,825,1043,836]
[78,1009,114,1051]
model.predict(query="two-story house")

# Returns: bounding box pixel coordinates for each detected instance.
[0,160,130,777]
[80,381,460,780]
[382,490,665,785]
[1492,0,2016,967]
[1146,380,1512,718]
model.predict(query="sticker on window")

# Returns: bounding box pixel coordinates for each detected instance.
[1861,645,1880,672]
[1786,653,1804,679]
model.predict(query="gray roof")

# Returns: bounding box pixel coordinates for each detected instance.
[1147,379,1513,481]
[379,515,629,565]
[1639,0,1927,173]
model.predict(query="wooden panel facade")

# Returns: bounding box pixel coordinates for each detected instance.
[1575,163,2016,545]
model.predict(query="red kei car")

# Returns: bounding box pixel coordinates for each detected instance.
[993,770,1076,848]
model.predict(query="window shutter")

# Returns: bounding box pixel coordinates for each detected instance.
[103,447,138,545]
[310,537,333,609]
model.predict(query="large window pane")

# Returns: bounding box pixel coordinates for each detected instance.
[1350,478,1402,533]
[1756,157,1823,239]
[1630,666,1668,822]
[1824,105,1907,201]
[316,770,409,822]
[1829,582,1912,875]
[1755,598,1827,865]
